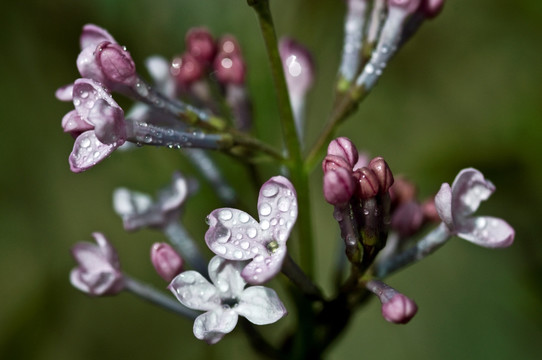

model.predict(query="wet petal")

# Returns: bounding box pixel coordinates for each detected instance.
[62,110,93,138]
[451,168,495,221]
[69,130,116,173]
[80,24,116,50]
[208,256,246,298]
[168,271,219,312]
[193,309,238,344]
[241,247,286,285]
[236,286,287,325]
[456,216,515,248]
[435,182,453,229]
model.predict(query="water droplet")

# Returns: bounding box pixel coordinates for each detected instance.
[476,218,487,229]
[247,227,257,239]
[80,138,91,148]
[80,91,89,99]
[254,255,264,262]
[234,250,243,259]
[180,272,195,284]
[219,209,233,221]
[236,234,243,240]
[214,244,227,255]
[93,151,100,158]
[260,220,270,230]
[277,197,290,212]
[255,267,262,273]
[85,100,95,109]
[240,241,249,250]
[270,218,278,226]
[365,64,375,74]
[262,183,279,198]
[215,227,231,244]
[239,212,249,223]
[259,203,272,216]
[73,99,81,106]
[144,135,153,143]
[290,210,296,218]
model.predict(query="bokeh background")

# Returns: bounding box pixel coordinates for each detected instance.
[1,0,541,359]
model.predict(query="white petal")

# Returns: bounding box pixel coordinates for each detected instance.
[451,168,494,220]
[456,216,515,248]
[208,256,246,298]
[168,271,219,311]
[69,131,116,173]
[193,309,238,344]
[435,183,453,229]
[236,286,287,325]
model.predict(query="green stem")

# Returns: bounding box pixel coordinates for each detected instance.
[249,0,314,278]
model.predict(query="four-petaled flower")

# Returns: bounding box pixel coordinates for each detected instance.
[70,232,124,296]
[435,168,514,248]
[113,172,188,231]
[58,78,126,172]
[168,256,287,344]
[205,176,297,284]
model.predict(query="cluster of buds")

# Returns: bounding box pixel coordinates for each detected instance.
[323,137,393,269]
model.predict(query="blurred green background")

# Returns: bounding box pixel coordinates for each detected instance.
[1,0,541,359]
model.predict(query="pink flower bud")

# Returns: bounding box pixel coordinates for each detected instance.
[186,27,216,63]
[213,51,246,85]
[420,0,445,18]
[391,201,424,237]
[322,154,353,174]
[96,41,137,86]
[381,293,418,324]
[352,167,379,199]
[151,243,184,282]
[368,157,394,194]
[327,137,359,168]
[171,53,204,85]
[217,35,242,56]
[389,176,417,206]
[323,167,356,206]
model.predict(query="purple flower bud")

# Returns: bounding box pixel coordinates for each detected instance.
[366,280,417,324]
[278,37,315,101]
[420,0,445,18]
[217,35,242,56]
[391,201,424,237]
[186,27,216,64]
[352,167,379,199]
[323,167,356,206]
[213,51,246,85]
[322,154,353,174]
[70,232,124,296]
[327,137,359,169]
[151,242,184,282]
[368,157,394,194]
[389,176,417,206]
[171,53,204,85]
[388,0,422,14]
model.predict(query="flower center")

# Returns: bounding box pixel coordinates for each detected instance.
[266,240,279,254]
[221,297,239,309]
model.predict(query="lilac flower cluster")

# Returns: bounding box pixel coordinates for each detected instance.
[61,0,517,357]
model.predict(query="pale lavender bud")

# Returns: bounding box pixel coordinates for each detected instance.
[322,154,353,174]
[70,233,124,296]
[366,279,417,324]
[323,167,356,206]
[279,37,315,102]
[327,137,359,169]
[213,50,246,85]
[186,27,216,64]
[352,167,379,199]
[420,0,445,18]
[151,242,184,282]
[369,157,394,194]
[171,53,204,85]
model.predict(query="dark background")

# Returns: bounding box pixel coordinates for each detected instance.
[1,0,541,359]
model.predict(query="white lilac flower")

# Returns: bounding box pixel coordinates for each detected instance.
[205,176,297,284]
[168,256,287,344]
[435,168,514,248]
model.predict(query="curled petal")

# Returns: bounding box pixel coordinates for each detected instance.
[55,84,74,101]
[193,309,238,344]
[236,286,287,325]
[69,131,116,173]
[62,110,93,138]
[168,271,219,312]
[88,98,126,144]
[80,24,116,50]
[208,256,246,299]
[456,216,515,248]
[435,182,453,228]
[451,168,495,220]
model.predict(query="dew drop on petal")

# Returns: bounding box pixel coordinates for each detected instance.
[260,220,270,230]
[236,234,243,240]
[73,99,81,106]
[259,203,272,217]
[255,267,262,273]
[270,218,278,226]
[240,241,249,250]
[239,212,249,223]
[219,210,233,221]
[247,227,257,239]
[234,250,243,259]
[214,244,227,255]
[254,255,264,262]
[80,138,91,148]
[215,227,231,244]
[278,197,290,212]
[476,218,487,229]
[262,183,279,198]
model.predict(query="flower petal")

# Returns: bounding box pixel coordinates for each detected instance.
[80,24,116,50]
[208,256,246,298]
[257,176,297,246]
[69,130,116,173]
[205,208,266,260]
[241,248,286,285]
[55,84,74,101]
[62,110,93,138]
[168,271,219,312]
[157,172,188,213]
[93,232,120,268]
[456,216,515,248]
[236,286,287,325]
[193,309,238,344]
[451,168,495,221]
[435,182,453,229]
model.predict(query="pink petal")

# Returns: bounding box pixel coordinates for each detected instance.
[168,271,219,312]
[80,24,116,50]
[69,131,116,173]
[451,168,495,220]
[55,84,74,101]
[241,248,286,285]
[193,309,238,344]
[62,110,93,138]
[435,182,453,229]
[93,232,120,269]
[87,98,126,144]
[236,286,287,325]
[456,216,515,248]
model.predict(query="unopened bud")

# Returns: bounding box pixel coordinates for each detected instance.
[388,0,422,14]
[368,157,394,194]
[151,242,184,282]
[327,137,359,168]
[213,51,246,85]
[186,27,216,63]
[171,53,204,85]
[353,167,379,199]
[217,35,242,56]
[96,41,137,86]
[420,0,445,18]
[421,197,440,223]
[366,279,418,324]
[322,154,353,174]
[391,201,424,237]
[323,167,356,206]
[389,176,417,205]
